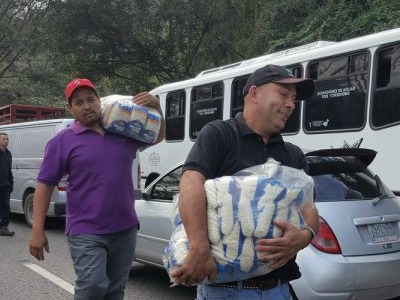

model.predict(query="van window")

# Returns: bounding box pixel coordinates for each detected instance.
[19,128,53,157]
[283,101,301,134]
[231,75,248,118]
[190,82,224,139]
[150,166,182,201]
[230,65,303,135]
[282,65,303,134]
[371,43,400,128]
[165,90,185,141]
[305,52,369,132]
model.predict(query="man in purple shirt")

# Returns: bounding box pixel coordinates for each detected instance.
[29,78,165,300]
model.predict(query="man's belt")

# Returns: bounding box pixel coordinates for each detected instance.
[211,277,284,290]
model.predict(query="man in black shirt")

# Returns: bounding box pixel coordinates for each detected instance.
[172,65,320,299]
[0,132,14,236]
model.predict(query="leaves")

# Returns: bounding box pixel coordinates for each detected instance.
[0,0,399,106]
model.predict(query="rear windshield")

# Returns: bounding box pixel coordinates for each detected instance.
[309,156,395,202]
[313,172,377,201]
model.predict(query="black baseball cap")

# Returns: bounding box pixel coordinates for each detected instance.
[243,64,315,100]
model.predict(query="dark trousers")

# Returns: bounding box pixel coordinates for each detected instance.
[0,186,12,227]
[67,226,138,300]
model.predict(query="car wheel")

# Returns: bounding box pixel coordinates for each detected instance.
[24,193,34,227]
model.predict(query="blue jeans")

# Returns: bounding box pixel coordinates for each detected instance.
[196,281,292,300]
[67,226,137,300]
[0,186,12,227]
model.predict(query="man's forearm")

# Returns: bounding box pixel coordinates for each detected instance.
[301,204,320,237]
[32,183,54,230]
[179,170,209,250]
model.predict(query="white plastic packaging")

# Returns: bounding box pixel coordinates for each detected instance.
[163,158,314,284]
[100,94,162,143]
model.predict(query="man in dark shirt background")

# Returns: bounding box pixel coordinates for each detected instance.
[0,132,15,236]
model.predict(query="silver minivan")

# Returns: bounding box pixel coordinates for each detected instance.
[1,118,142,227]
[1,119,74,226]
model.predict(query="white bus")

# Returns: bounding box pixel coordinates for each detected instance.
[141,27,400,194]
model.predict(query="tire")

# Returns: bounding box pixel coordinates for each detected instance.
[24,193,34,227]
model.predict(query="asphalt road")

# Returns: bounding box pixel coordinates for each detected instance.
[0,214,196,300]
[3,214,399,300]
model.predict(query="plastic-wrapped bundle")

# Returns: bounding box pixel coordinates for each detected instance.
[163,158,314,284]
[100,95,162,143]
[163,223,189,276]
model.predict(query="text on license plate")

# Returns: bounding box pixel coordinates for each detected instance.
[367,223,398,243]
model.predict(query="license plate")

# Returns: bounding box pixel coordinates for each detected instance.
[367,223,398,243]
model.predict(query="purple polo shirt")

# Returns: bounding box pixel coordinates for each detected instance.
[38,121,142,235]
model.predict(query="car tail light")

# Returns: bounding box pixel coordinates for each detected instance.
[311,217,342,254]
[57,174,69,191]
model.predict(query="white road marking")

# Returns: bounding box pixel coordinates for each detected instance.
[24,262,74,294]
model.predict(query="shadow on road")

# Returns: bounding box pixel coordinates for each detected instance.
[128,263,196,300]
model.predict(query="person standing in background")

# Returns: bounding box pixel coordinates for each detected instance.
[29,78,165,300]
[0,132,15,236]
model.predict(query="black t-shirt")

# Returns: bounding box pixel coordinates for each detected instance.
[0,149,13,187]
[183,112,308,282]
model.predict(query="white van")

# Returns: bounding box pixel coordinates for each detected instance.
[1,118,141,226]
[0,119,74,226]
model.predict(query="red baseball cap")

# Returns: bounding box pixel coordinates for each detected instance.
[65,78,97,101]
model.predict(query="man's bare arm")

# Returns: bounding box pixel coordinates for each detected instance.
[29,182,54,260]
[170,170,217,286]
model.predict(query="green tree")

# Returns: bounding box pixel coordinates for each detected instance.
[1,0,399,106]
[229,0,400,57]
[45,0,252,93]
[0,0,59,106]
